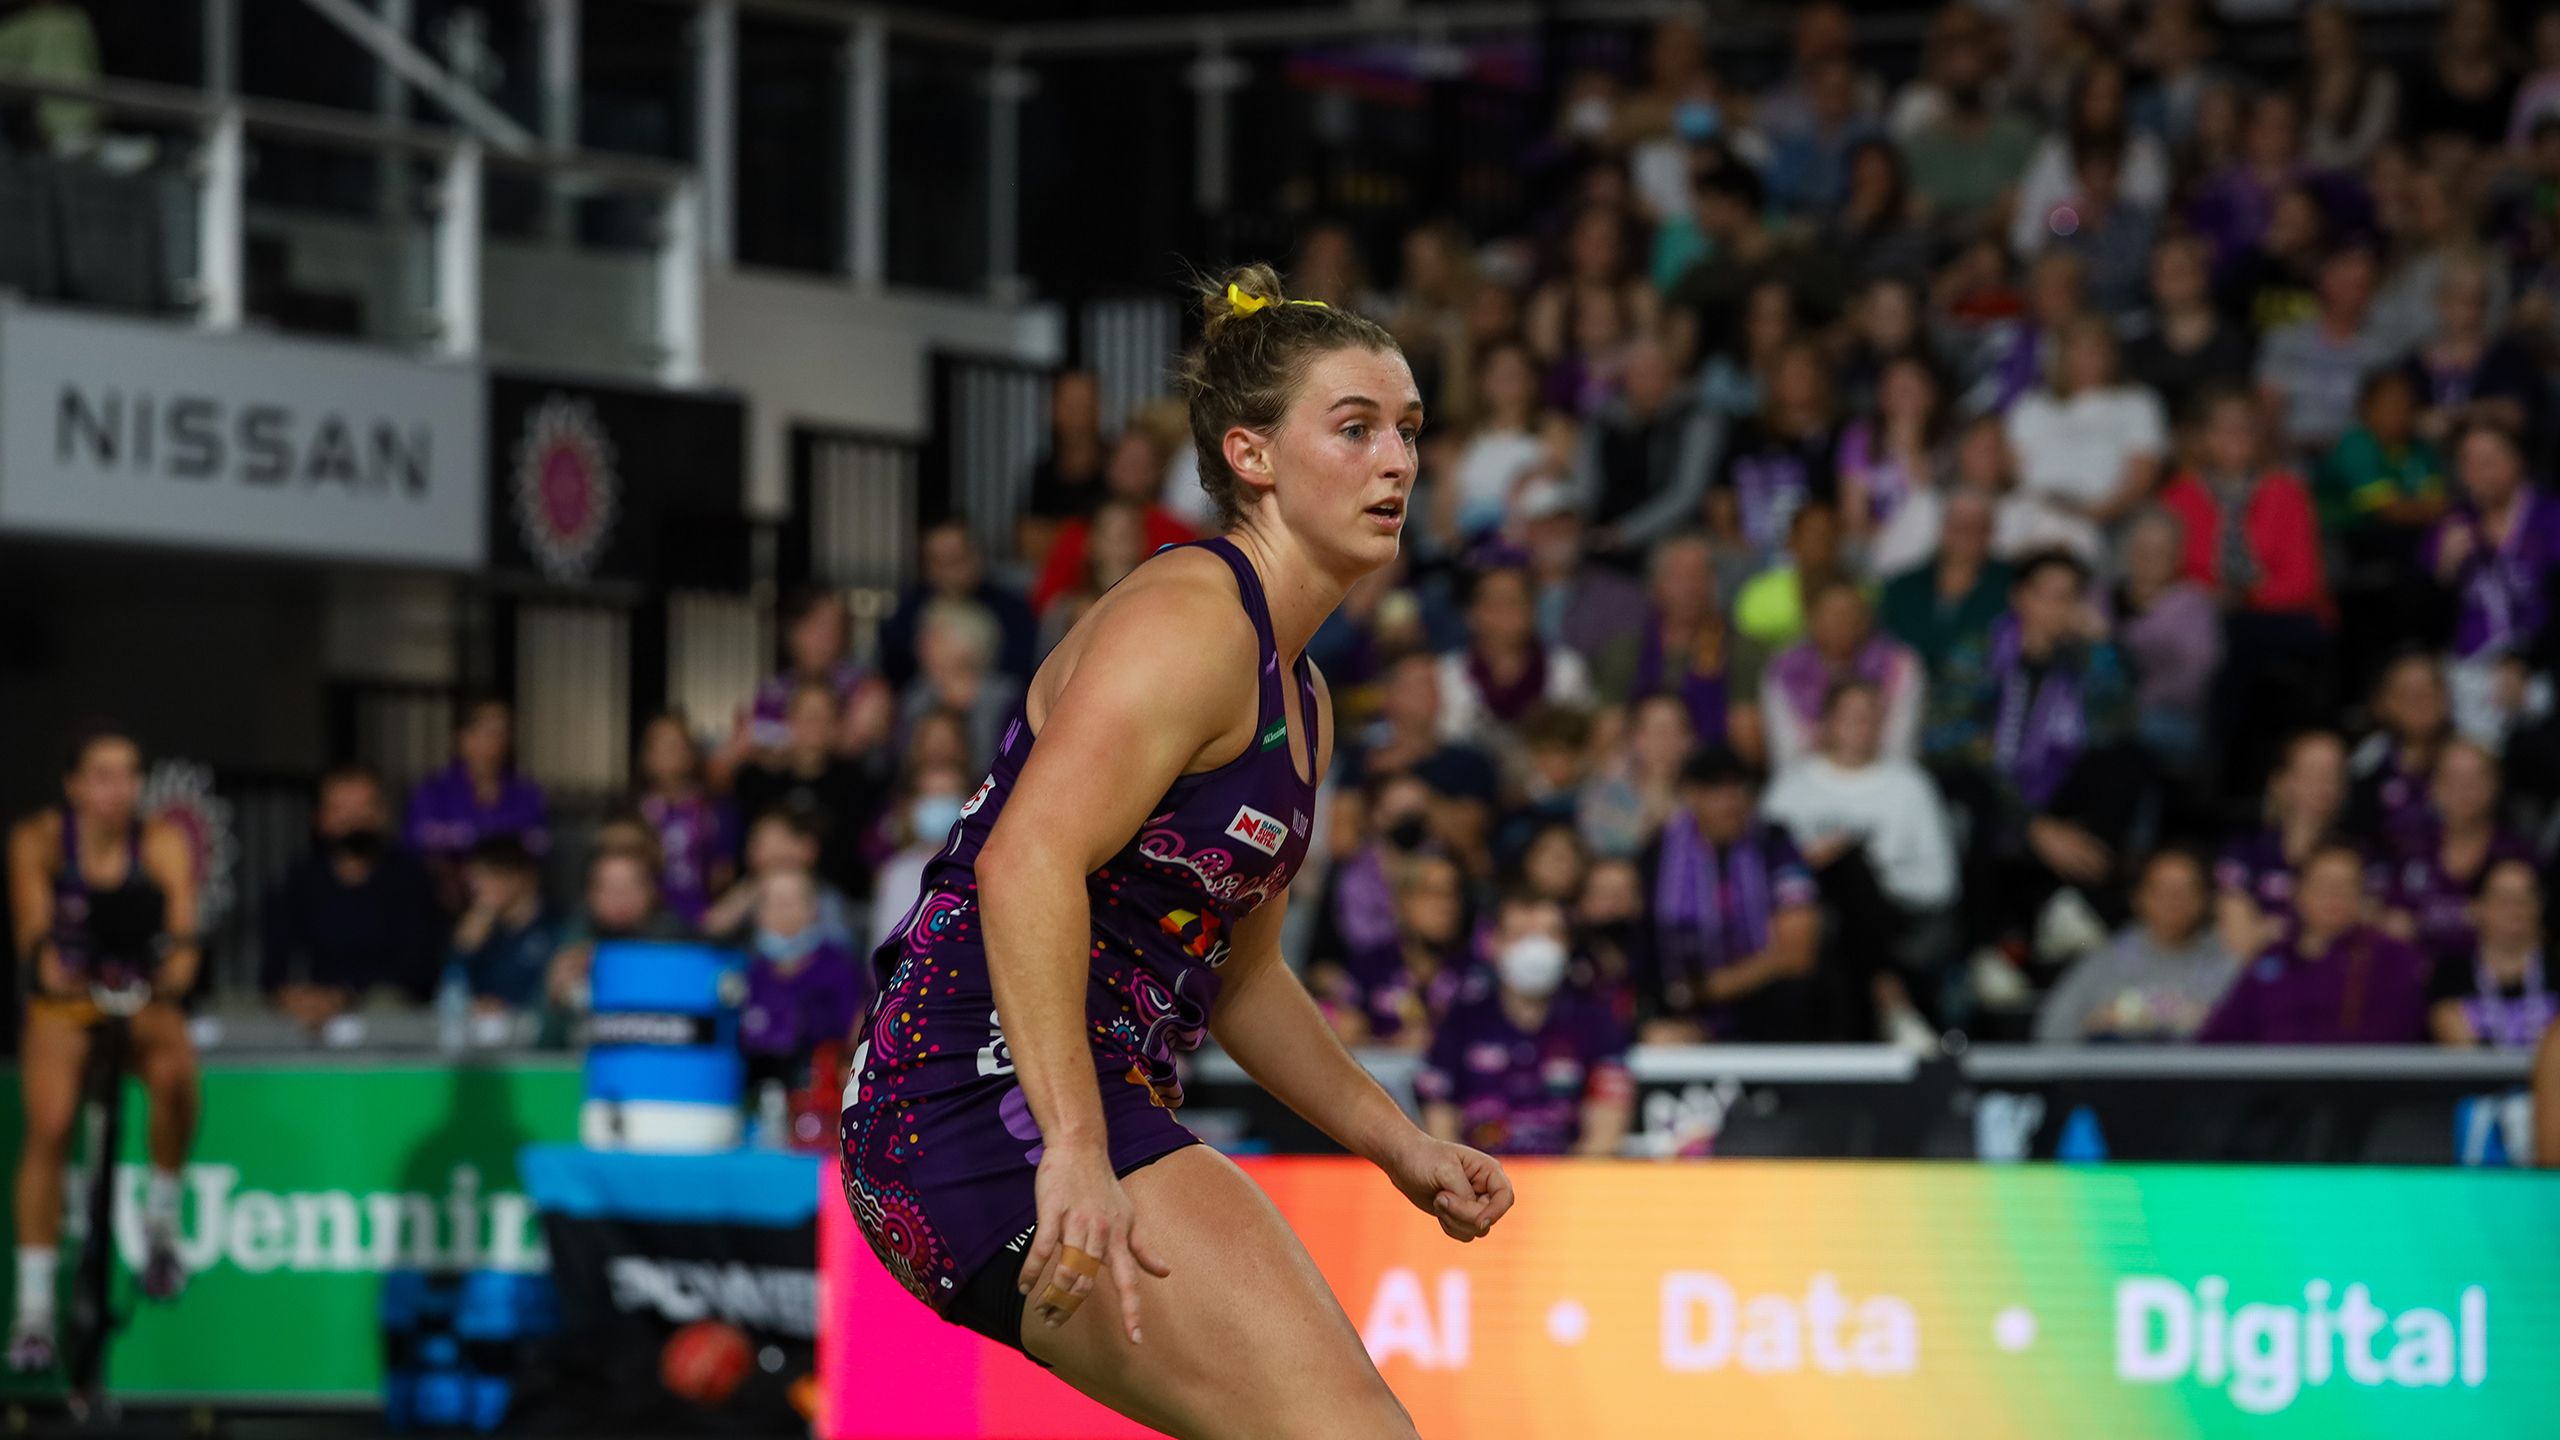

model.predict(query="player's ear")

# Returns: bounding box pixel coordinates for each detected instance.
[1223,425,1277,502]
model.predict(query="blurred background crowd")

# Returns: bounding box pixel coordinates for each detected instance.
[14,0,2560,1164]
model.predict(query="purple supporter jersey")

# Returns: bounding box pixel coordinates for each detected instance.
[741,939,867,1060]
[642,792,735,927]
[2196,925,2433,1045]
[1414,990,1632,1157]
[839,537,1321,1311]
[403,763,550,862]
[2424,494,2560,660]
[2214,828,2330,921]
[2380,829,2535,967]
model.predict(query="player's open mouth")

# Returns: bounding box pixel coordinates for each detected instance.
[1365,498,1404,529]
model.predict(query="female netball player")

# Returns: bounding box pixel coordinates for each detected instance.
[841,264,1511,1437]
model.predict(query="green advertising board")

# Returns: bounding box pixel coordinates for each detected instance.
[0,1060,583,1401]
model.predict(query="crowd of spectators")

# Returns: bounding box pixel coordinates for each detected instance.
[218,1,2560,1155]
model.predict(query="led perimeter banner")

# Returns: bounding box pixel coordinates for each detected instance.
[818,1159,2560,1439]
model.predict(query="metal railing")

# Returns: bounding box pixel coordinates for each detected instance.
[0,71,701,382]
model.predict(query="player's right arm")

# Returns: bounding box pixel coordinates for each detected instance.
[7,817,66,994]
[976,567,1257,1344]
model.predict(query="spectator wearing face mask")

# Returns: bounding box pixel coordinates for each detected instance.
[2199,843,2433,1045]
[2034,849,2233,1044]
[869,762,971,955]
[263,764,444,1028]
[739,869,867,1087]
[1418,893,1633,1158]
[1636,746,1822,1043]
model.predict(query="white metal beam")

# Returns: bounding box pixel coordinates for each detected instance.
[294,0,536,151]
[195,108,245,331]
[694,0,736,269]
[845,14,886,288]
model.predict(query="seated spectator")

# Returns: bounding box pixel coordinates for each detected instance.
[1925,551,2144,985]
[898,597,1022,770]
[877,516,1037,690]
[2042,133,2165,320]
[1760,579,1924,772]
[2348,652,2454,845]
[2256,243,2388,464]
[2003,316,2167,563]
[735,682,879,908]
[2012,59,2172,260]
[705,811,856,950]
[1595,533,1751,756]
[1502,706,1597,855]
[2218,182,2326,338]
[544,849,684,1013]
[1734,499,1855,650]
[739,870,866,1086]
[1763,679,1959,1045]
[1512,822,1591,917]
[868,761,970,954]
[1540,284,1635,419]
[2199,843,2434,1044]
[1035,500,1153,650]
[2300,2,2398,169]
[2034,849,2234,1044]
[1356,652,1500,816]
[1635,747,1821,1043]
[1824,141,1933,286]
[1016,368,1109,564]
[263,764,443,1027]
[723,588,894,775]
[1577,693,1693,861]
[1835,275,1928,417]
[1517,481,1647,661]
[1527,203,1658,364]
[1418,892,1633,1158]
[1320,847,1480,1051]
[2123,233,2255,424]
[1762,41,1876,216]
[1571,338,1718,558]
[2319,372,2449,678]
[1665,158,1848,374]
[444,836,557,1013]
[2377,741,2534,968]
[634,713,735,933]
[1898,34,2039,243]
[2186,89,2314,273]
[2217,730,2352,963]
[1693,278,1797,423]
[2430,859,2556,1049]
[2111,509,2222,773]
[406,697,550,909]
[1444,341,1551,542]
[2427,424,2560,748]
[1573,855,1646,1015]
[1880,486,2012,677]
[2162,387,2335,797]
[1969,249,2086,419]
[1840,354,1949,580]
[2398,254,2536,447]
[1435,562,1594,756]
[1030,431,1197,616]
[1710,342,1842,563]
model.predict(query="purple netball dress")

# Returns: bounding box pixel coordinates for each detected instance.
[840,537,1320,1324]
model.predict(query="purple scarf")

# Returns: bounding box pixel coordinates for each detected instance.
[2462,951,2559,1050]
[1988,615,2088,808]
[1467,645,1551,725]
[1632,618,1731,749]
[1652,811,1774,999]
[1839,420,1916,524]
[1767,635,1897,733]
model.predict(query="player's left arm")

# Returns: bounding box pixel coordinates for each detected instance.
[141,819,201,997]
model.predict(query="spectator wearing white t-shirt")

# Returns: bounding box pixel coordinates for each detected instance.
[2001,316,2167,564]
[1444,340,1553,543]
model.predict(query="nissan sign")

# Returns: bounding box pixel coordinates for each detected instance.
[0,305,485,567]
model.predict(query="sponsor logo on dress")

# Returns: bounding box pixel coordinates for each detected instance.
[1292,809,1310,836]
[1226,805,1288,856]
[1260,720,1289,751]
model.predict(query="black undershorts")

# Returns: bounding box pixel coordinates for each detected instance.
[941,1140,1197,1364]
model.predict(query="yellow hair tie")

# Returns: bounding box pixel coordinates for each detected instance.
[1288,299,1330,309]
[1227,283,1269,316]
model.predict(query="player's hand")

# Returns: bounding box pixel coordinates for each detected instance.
[1017,1144,1172,1344]
[1385,1130,1513,1243]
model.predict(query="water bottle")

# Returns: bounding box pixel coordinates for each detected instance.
[437,963,471,1054]
[754,1080,789,1150]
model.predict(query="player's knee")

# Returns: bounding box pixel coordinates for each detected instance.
[18,1095,76,1155]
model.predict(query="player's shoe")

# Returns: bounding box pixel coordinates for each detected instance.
[140,1233,186,1303]
[6,1321,56,1374]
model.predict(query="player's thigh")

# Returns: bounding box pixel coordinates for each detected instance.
[1023,1145,1416,1440]
[126,1003,198,1091]
[17,1011,91,1151]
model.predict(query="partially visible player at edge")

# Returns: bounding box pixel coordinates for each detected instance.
[839,262,1510,1437]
